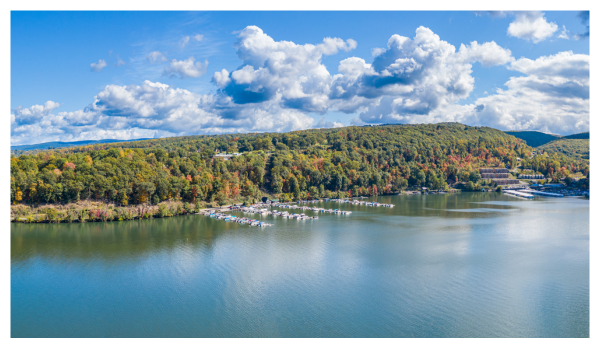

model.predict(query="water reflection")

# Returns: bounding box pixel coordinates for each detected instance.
[11,216,233,264]
[12,193,589,338]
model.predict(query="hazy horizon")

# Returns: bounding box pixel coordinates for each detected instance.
[9,122,590,147]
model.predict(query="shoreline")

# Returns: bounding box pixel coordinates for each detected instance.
[9,192,402,224]
[10,187,588,224]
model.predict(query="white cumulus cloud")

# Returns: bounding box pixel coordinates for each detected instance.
[11,25,589,144]
[335,26,500,117]
[509,51,589,79]
[507,11,558,43]
[456,41,514,67]
[216,25,357,112]
[11,81,315,145]
[11,101,61,125]
[163,57,209,78]
[212,69,231,88]
[383,51,589,135]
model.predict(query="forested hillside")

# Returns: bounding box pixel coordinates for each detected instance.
[504,130,590,166]
[537,139,590,160]
[10,123,589,206]
[11,138,151,152]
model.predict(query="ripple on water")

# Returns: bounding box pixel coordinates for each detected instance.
[11,194,589,337]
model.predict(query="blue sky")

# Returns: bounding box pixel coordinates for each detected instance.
[11,11,590,144]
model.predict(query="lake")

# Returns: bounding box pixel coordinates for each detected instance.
[11,193,589,337]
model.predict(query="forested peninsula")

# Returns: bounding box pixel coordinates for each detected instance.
[10,123,589,222]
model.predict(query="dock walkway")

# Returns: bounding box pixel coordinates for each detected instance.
[503,190,534,199]
[521,189,564,197]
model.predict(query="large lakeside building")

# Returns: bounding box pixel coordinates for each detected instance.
[479,168,519,185]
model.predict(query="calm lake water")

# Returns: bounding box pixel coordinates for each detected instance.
[12,193,589,337]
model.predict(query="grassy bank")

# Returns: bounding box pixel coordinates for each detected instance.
[9,188,407,224]
[8,187,354,224]
[11,199,223,224]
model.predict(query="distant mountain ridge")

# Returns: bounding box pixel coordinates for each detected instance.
[504,131,559,147]
[504,130,589,147]
[562,132,589,140]
[11,138,152,151]
[12,130,590,151]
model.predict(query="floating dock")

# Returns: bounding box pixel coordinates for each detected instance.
[298,199,394,208]
[503,190,534,199]
[269,203,352,215]
[198,198,390,228]
[521,189,564,197]
[200,211,274,227]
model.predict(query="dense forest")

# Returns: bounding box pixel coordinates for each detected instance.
[10,138,151,152]
[10,123,589,208]
[537,139,590,161]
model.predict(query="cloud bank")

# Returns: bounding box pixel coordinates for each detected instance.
[11,25,589,145]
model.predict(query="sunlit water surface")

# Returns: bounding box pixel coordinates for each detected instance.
[12,193,589,337]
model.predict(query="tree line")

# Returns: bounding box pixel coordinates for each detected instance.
[10,123,589,206]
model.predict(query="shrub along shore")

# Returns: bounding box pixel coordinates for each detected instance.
[10,200,210,224]
[10,189,365,224]
[10,187,418,224]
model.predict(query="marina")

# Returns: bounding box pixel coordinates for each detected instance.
[268,203,352,215]
[232,205,321,219]
[201,212,273,226]
[197,199,366,227]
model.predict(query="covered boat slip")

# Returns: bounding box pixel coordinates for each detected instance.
[520,189,564,197]
[503,189,564,199]
[503,190,534,199]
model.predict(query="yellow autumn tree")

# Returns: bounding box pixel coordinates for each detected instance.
[14,188,23,204]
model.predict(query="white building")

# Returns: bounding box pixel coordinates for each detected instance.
[214,153,242,160]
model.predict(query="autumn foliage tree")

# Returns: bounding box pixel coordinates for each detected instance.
[10,123,588,205]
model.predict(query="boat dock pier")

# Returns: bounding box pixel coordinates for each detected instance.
[521,189,564,197]
[270,203,352,215]
[200,211,273,227]
[503,190,534,199]
[197,197,394,228]
[298,198,394,208]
